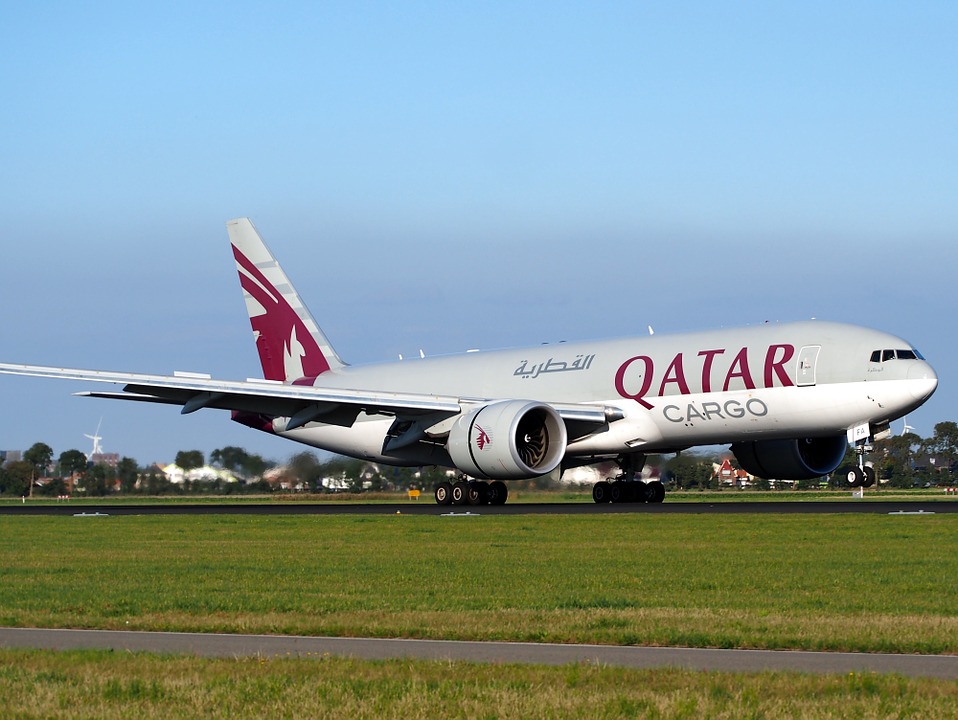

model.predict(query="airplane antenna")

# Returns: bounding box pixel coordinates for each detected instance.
[648,326,655,336]
[84,418,104,460]
[419,349,425,359]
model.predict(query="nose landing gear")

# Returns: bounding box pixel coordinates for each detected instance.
[846,459,876,489]
[846,421,888,489]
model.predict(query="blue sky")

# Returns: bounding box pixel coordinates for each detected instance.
[1,2,955,465]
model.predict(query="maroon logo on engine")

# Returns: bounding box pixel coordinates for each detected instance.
[474,425,491,450]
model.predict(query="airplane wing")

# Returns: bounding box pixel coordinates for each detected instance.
[0,362,618,432]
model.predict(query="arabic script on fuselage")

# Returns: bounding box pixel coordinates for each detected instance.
[514,354,596,379]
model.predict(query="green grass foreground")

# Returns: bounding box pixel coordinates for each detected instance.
[1,513,957,654]
[2,649,958,720]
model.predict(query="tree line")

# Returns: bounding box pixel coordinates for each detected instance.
[1,421,955,497]
[0,444,274,497]
[662,421,958,490]
[0,443,446,497]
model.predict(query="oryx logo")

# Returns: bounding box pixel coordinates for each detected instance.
[474,425,491,450]
[233,246,329,382]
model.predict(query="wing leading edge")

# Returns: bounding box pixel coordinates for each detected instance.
[0,362,618,433]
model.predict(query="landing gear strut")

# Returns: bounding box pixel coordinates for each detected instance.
[592,454,665,504]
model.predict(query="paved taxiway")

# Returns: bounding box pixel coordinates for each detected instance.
[1,500,956,516]
[2,628,957,678]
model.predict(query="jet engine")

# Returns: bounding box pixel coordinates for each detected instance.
[730,435,848,480]
[446,400,567,479]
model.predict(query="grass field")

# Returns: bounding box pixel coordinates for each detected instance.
[1,513,957,654]
[2,649,958,719]
[2,511,957,717]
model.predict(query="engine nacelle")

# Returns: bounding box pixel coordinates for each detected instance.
[446,400,567,480]
[731,435,848,480]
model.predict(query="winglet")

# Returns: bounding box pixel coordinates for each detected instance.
[227,218,346,382]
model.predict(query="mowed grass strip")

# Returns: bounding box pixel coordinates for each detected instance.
[2,648,958,720]
[0,514,956,653]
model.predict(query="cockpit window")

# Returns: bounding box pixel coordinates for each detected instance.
[870,349,924,363]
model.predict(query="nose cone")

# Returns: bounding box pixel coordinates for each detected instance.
[908,361,938,401]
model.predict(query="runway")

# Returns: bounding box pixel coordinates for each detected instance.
[1,627,956,678]
[1,499,956,516]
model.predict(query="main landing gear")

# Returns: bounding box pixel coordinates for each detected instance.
[591,454,665,504]
[592,479,665,504]
[434,478,508,506]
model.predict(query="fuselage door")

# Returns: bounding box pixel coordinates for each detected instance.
[797,345,821,387]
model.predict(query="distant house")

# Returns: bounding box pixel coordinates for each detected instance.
[261,465,324,491]
[913,454,957,478]
[161,463,237,485]
[320,472,350,491]
[263,466,295,490]
[712,458,752,488]
[91,453,120,468]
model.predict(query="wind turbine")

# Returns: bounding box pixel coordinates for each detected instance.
[902,417,916,436]
[84,418,104,460]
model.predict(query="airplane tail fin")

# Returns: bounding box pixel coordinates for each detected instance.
[227,218,346,383]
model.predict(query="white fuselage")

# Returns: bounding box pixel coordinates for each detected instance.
[270,320,937,466]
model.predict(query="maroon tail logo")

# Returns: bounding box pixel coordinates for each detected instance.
[233,246,330,382]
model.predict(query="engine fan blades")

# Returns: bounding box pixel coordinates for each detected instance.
[516,422,548,467]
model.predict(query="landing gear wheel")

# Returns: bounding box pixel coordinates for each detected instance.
[849,430,877,492]
[592,481,611,503]
[467,481,488,506]
[648,481,666,503]
[488,480,508,505]
[635,480,652,502]
[435,481,453,506]
[610,482,628,503]
[451,480,470,505]
[846,466,864,488]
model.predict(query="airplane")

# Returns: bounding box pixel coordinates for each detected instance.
[0,218,939,505]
